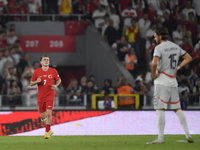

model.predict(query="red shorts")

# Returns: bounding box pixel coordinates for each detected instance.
[38,101,54,113]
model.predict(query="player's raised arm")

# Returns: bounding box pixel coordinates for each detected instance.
[177,53,192,70]
[30,77,41,86]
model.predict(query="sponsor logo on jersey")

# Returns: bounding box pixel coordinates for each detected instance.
[48,106,52,108]
[48,74,53,79]
[43,75,47,77]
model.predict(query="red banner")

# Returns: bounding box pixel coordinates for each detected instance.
[18,36,76,52]
[0,111,113,136]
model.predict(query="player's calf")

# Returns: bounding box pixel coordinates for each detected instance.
[41,118,47,126]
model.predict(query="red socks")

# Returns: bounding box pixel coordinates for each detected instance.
[45,125,51,132]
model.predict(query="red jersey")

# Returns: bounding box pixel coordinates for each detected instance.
[31,67,60,102]
[8,0,18,14]
[0,39,7,48]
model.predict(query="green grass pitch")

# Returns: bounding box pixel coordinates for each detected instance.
[0,135,199,150]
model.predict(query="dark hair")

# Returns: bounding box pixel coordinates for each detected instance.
[9,24,15,28]
[15,39,20,43]
[135,80,141,85]
[0,31,5,35]
[40,55,49,61]
[154,28,169,40]
[9,80,15,89]
[89,75,95,79]
[9,29,15,32]
[104,79,112,86]
[87,80,94,84]
[128,3,132,7]
[128,47,135,56]
[104,14,109,19]
[32,61,39,66]
[100,5,105,9]
[150,22,156,28]
[173,5,181,15]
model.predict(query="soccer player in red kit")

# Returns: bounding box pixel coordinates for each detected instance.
[30,55,61,139]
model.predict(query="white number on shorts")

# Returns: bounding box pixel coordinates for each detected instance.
[44,79,47,85]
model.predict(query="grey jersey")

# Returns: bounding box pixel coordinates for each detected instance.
[153,41,186,87]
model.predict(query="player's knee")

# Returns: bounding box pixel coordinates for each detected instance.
[46,112,52,118]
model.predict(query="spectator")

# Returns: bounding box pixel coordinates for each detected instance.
[163,12,178,37]
[85,80,95,109]
[0,0,9,14]
[79,75,87,94]
[136,5,143,21]
[132,0,145,10]
[193,79,200,95]
[99,0,109,9]
[117,36,130,61]
[8,0,18,15]
[103,94,115,109]
[125,47,137,78]
[180,90,189,110]
[28,0,42,14]
[7,29,18,47]
[85,0,99,20]
[193,0,200,21]
[147,0,160,12]
[180,64,191,77]
[58,0,73,15]
[101,78,115,94]
[2,49,13,64]
[0,51,6,76]
[121,3,137,35]
[13,39,23,55]
[29,61,39,74]
[116,76,135,106]
[18,0,28,21]
[9,47,20,67]
[0,74,5,95]
[171,5,181,20]
[67,78,82,103]
[109,8,120,31]
[194,40,200,53]
[89,75,99,93]
[72,0,85,14]
[178,79,190,94]
[172,24,183,45]
[21,66,32,106]
[6,66,16,85]
[17,53,29,78]
[0,31,8,52]
[180,36,193,55]
[138,13,150,56]
[118,0,132,15]
[104,19,117,46]
[168,0,178,10]
[187,69,198,88]
[92,5,106,33]
[182,24,193,47]
[100,14,110,35]
[185,12,197,45]
[125,19,140,62]
[147,3,156,22]
[157,1,170,23]
[182,0,196,21]
[7,80,21,109]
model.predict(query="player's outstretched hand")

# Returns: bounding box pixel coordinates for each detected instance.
[37,77,41,83]
[51,85,57,90]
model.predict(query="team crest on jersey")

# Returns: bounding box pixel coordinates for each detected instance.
[43,75,47,77]
[48,74,53,79]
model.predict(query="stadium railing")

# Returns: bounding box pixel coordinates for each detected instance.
[91,94,140,109]
[1,14,86,21]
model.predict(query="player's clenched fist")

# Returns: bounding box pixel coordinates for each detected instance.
[37,77,41,83]
[51,85,57,90]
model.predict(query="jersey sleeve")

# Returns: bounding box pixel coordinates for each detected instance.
[31,70,37,81]
[153,47,161,58]
[54,69,60,81]
[179,46,187,57]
